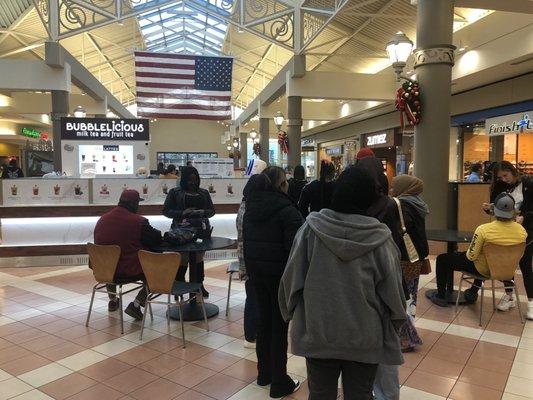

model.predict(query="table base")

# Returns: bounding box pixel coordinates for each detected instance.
[168,302,219,321]
[425,289,467,305]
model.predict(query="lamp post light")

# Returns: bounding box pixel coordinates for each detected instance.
[386,31,414,81]
[273,111,284,132]
[73,105,86,118]
[249,128,258,141]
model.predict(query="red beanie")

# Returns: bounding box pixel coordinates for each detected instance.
[356,147,375,160]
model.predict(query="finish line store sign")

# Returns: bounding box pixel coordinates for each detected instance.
[486,112,532,136]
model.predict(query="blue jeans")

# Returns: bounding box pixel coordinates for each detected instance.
[244,279,258,342]
[373,365,399,400]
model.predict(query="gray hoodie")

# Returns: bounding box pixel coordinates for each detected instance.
[279,209,406,366]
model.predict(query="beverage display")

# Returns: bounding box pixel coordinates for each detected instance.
[11,185,18,196]
[74,184,83,195]
[208,184,216,194]
[227,183,233,195]
[100,184,109,195]
[53,184,60,195]
[78,145,134,175]
[142,184,148,195]
[33,185,39,196]
[162,183,168,194]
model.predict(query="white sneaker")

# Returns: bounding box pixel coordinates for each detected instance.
[497,294,516,312]
[527,300,533,321]
[243,340,256,349]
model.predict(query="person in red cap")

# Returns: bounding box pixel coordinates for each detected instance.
[94,189,162,320]
[356,147,375,161]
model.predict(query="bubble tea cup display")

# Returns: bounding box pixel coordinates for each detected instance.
[53,184,61,196]
[74,184,82,195]
[11,185,18,196]
[33,185,39,196]
[142,184,148,195]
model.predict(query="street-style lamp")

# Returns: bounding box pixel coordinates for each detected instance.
[232,138,239,148]
[249,128,258,140]
[273,111,284,131]
[386,31,414,81]
[226,144,232,152]
[73,105,87,118]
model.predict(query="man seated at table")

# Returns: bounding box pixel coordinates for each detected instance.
[94,189,162,320]
[428,193,527,307]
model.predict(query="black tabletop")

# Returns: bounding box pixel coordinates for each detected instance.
[152,236,236,253]
[426,229,473,243]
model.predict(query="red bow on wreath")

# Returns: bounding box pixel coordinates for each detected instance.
[278,131,289,154]
[395,81,422,129]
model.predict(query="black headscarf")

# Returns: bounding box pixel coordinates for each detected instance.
[179,166,201,190]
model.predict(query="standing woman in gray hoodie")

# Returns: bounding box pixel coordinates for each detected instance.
[279,165,406,400]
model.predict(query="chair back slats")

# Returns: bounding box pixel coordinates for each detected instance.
[87,243,121,283]
[484,242,526,281]
[138,250,181,294]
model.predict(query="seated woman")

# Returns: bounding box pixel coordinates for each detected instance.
[427,193,527,307]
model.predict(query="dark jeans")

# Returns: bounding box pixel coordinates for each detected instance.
[107,273,147,306]
[244,279,258,342]
[251,276,295,398]
[436,252,478,298]
[306,358,378,400]
[470,239,533,299]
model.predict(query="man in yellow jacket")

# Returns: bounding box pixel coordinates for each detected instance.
[428,193,527,307]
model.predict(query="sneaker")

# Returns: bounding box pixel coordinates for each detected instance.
[108,298,119,312]
[463,288,479,304]
[124,302,143,320]
[527,300,533,320]
[201,285,210,299]
[244,340,256,349]
[427,292,449,308]
[271,379,300,399]
[497,294,516,312]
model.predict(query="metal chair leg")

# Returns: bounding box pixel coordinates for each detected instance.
[148,302,154,321]
[479,284,485,327]
[515,281,525,324]
[199,292,209,332]
[85,284,97,327]
[177,301,186,348]
[226,272,233,316]
[118,286,124,335]
[140,297,150,340]
[167,294,171,326]
[455,274,464,314]
[491,280,496,311]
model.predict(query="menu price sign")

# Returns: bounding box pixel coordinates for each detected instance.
[2,179,89,206]
[61,118,150,141]
[193,158,235,178]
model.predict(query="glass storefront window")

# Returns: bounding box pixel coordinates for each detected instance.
[504,134,517,163]
[462,128,489,180]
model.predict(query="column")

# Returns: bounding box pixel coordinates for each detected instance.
[287,96,302,169]
[240,129,248,169]
[259,117,270,164]
[51,90,69,172]
[413,0,455,229]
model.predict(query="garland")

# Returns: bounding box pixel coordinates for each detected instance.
[253,142,261,156]
[278,131,289,154]
[395,80,421,129]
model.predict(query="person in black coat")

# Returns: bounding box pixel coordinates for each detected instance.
[243,166,304,398]
[163,166,215,297]
[287,165,307,204]
[469,161,533,319]
[298,160,335,218]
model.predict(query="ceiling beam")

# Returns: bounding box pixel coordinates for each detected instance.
[454,0,533,13]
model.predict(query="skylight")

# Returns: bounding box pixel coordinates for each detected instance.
[135,0,230,56]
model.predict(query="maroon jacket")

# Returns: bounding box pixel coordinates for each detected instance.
[94,206,149,277]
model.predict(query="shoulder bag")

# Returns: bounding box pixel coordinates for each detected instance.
[393,197,420,263]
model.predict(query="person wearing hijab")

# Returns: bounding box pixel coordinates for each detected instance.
[391,175,430,352]
[299,160,336,218]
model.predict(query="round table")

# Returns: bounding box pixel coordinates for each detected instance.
[425,229,474,304]
[152,236,236,321]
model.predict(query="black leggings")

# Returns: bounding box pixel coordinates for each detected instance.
[436,252,478,298]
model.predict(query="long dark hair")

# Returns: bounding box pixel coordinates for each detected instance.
[491,161,520,193]
[262,166,287,193]
[319,160,335,207]
[294,165,305,181]
[179,166,201,190]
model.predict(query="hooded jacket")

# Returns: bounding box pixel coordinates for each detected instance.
[279,209,406,366]
[243,190,304,278]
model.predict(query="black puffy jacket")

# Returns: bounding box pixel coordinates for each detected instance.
[397,198,429,261]
[243,190,304,278]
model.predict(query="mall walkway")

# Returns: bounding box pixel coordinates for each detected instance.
[0,260,531,400]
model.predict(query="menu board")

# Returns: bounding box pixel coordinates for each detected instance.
[92,178,170,205]
[79,144,134,175]
[2,179,89,206]
[193,158,235,178]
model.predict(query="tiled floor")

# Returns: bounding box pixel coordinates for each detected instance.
[0,259,532,400]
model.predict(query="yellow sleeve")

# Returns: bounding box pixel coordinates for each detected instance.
[466,226,484,262]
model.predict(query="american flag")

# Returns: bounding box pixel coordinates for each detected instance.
[134,51,233,120]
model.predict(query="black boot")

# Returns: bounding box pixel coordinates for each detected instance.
[197,261,209,298]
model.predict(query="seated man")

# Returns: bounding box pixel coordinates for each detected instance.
[428,193,527,307]
[94,189,162,320]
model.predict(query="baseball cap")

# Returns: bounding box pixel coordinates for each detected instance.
[119,189,144,203]
[356,147,375,160]
[493,193,515,219]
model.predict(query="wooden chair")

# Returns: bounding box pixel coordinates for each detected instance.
[86,243,145,334]
[226,261,240,316]
[138,250,209,347]
[455,242,526,326]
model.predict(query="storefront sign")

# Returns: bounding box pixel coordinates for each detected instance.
[21,127,49,140]
[302,138,316,146]
[326,146,343,156]
[61,118,150,141]
[486,112,533,136]
[362,130,395,148]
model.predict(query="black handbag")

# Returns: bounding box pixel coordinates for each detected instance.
[164,223,196,245]
[187,217,213,240]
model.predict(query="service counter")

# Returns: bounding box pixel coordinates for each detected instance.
[0,177,244,261]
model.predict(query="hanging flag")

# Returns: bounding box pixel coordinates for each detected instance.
[134,51,233,120]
